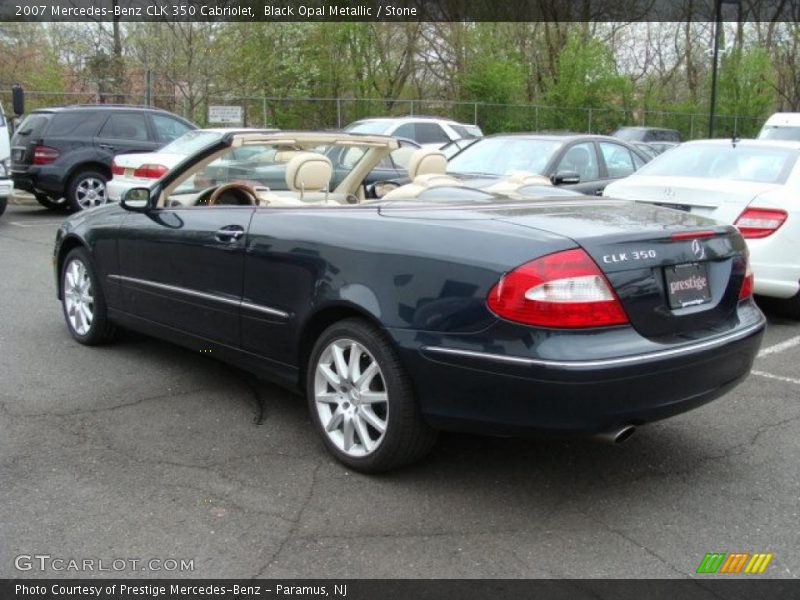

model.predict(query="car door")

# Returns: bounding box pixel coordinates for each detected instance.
[95,112,160,159]
[116,204,254,347]
[551,141,604,195]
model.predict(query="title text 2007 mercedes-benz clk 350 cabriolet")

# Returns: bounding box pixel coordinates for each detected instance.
[54,132,765,472]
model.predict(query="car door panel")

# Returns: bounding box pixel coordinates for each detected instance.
[116,207,254,346]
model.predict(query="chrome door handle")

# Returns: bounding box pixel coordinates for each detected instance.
[215,226,244,242]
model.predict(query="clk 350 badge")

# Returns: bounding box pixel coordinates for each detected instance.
[603,249,658,263]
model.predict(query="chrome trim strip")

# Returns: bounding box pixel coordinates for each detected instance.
[421,319,765,370]
[107,274,290,319]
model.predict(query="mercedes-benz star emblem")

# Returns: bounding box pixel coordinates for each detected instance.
[691,239,706,260]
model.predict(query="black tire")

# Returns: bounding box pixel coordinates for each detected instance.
[306,318,438,473]
[777,291,800,320]
[66,169,108,212]
[35,193,68,211]
[0,196,6,216]
[60,247,117,345]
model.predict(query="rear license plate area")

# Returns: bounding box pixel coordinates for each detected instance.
[125,168,134,177]
[664,262,711,308]
[12,149,23,161]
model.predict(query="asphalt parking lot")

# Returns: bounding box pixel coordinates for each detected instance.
[1,200,799,580]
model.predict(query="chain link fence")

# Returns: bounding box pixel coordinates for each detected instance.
[0,90,765,140]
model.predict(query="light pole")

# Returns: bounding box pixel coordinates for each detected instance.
[708,0,741,138]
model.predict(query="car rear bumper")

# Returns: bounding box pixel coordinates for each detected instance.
[11,166,65,197]
[390,308,765,436]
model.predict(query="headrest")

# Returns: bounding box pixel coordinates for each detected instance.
[285,152,333,193]
[274,150,302,163]
[407,148,447,180]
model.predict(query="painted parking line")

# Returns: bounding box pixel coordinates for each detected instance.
[7,220,65,228]
[757,335,800,359]
[751,370,800,386]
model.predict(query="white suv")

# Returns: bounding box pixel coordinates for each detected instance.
[344,116,483,149]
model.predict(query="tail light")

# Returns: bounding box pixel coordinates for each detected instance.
[132,164,168,179]
[487,248,629,328]
[32,145,59,165]
[734,208,787,239]
[111,160,124,176]
[739,254,754,300]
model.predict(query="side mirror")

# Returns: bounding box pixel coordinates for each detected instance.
[551,171,580,185]
[120,187,151,211]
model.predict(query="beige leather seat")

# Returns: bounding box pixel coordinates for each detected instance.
[484,171,552,195]
[382,148,463,200]
[285,152,333,199]
[407,148,448,179]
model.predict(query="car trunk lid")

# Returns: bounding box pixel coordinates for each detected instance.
[380,199,749,339]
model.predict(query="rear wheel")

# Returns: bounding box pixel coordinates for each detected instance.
[0,196,6,216]
[777,291,800,320]
[67,170,108,211]
[34,193,68,211]
[306,318,437,472]
[61,247,116,345]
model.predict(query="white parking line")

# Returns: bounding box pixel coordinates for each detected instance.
[752,370,800,385]
[757,335,800,358]
[7,221,64,228]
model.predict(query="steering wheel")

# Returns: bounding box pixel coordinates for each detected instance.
[208,182,259,206]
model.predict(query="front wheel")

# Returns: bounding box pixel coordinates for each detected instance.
[67,170,108,211]
[61,247,116,345]
[307,318,437,473]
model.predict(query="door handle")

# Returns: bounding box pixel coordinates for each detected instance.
[595,188,605,196]
[215,225,245,242]
[99,143,116,151]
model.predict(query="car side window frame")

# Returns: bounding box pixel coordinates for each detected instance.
[598,141,637,179]
[554,140,602,182]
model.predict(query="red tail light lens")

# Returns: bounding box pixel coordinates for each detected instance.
[734,208,787,239]
[32,145,59,165]
[739,255,754,300]
[111,160,124,176]
[133,164,169,179]
[487,248,629,328]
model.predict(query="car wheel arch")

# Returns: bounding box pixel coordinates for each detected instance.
[56,236,90,299]
[297,303,389,391]
[68,161,112,185]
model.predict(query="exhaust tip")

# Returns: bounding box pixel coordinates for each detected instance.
[595,424,636,445]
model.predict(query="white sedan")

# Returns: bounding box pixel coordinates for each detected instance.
[604,139,800,316]
[108,128,273,203]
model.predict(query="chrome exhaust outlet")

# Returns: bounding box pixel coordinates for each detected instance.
[595,424,636,445]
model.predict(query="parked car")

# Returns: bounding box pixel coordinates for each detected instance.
[0,102,10,216]
[612,126,682,144]
[647,141,680,155]
[10,105,196,211]
[445,133,652,196]
[604,139,800,317]
[757,112,800,141]
[631,141,658,160]
[344,116,483,149]
[108,128,277,203]
[53,130,764,472]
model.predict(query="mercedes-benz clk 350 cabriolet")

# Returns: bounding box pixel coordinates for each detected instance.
[54,131,766,472]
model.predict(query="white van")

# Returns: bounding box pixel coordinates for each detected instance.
[0,102,11,216]
[758,112,800,141]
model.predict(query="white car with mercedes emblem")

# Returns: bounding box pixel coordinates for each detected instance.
[604,139,800,317]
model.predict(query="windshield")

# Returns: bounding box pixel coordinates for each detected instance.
[447,138,562,176]
[636,143,797,184]
[344,121,391,135]
[758,126,800,142]
[160,130,225,155]
[613,128,642,141]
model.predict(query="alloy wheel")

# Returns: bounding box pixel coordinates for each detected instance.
[313,338,389,457]
[75,177,107,209]
[63,259,94,335]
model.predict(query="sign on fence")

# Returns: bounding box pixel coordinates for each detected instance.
[208,105,243,124]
